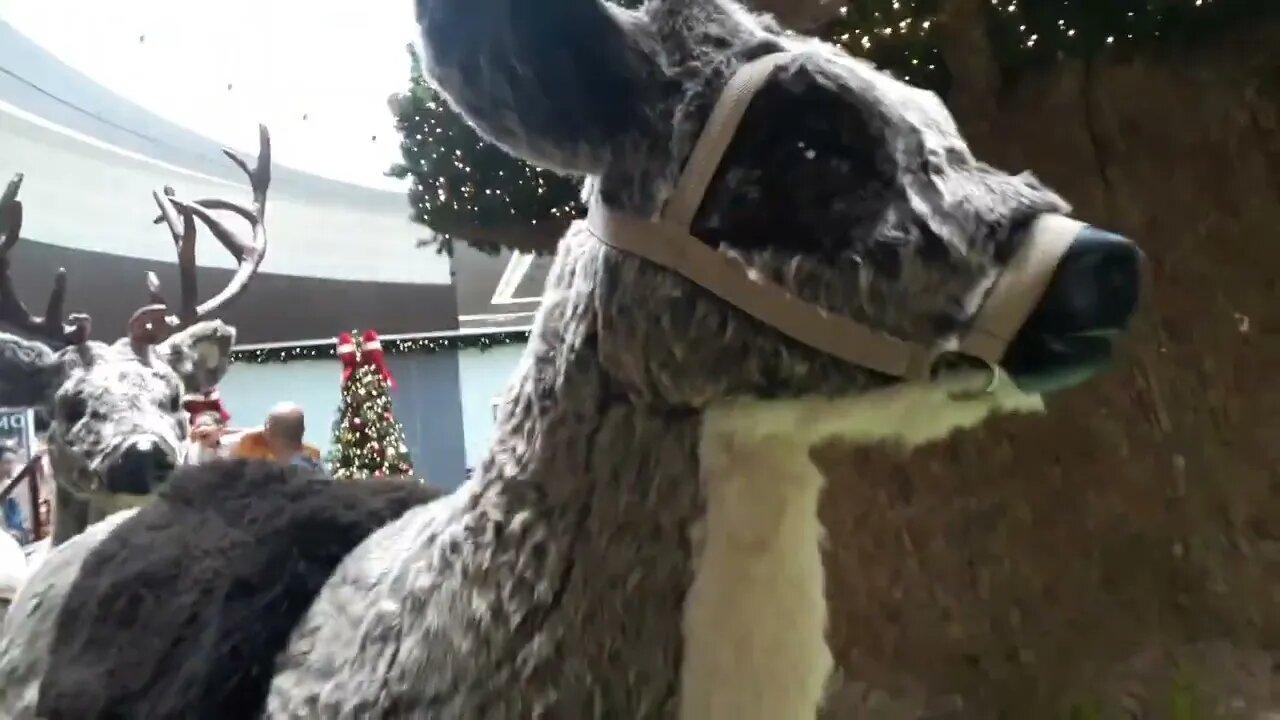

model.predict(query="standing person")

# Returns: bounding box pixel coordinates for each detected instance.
[181,390,233,465]
[183,412,229,466]
[228,402,324,473]
[264,403,325,472]
[35,500,50,538]
[33,440,53,541]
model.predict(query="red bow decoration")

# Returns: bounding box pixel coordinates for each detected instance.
[182,390,231,424]
[360,329,396,388]
[336,331,359,384]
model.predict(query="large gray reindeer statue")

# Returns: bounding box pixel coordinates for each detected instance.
[0,1,1142,718]
[0,126,271,546]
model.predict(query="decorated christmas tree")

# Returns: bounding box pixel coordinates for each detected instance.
[327,330,414,479]
[385,45,582,257]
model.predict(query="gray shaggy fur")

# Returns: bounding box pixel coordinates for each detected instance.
[0,507,138,718]
[265,0,1072,717]
[0,321,234,544]
[37,460,441,720]
[1,0,1100,716]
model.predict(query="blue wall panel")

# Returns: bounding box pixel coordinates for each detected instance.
[220,350,468,490]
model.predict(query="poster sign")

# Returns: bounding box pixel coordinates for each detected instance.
[0,406,40,544]
[0,407,35,463]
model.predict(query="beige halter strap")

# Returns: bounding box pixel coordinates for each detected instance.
[586,51,1079,382]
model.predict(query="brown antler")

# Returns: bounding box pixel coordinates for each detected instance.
[141,125,271,342]
[0,174,91,346]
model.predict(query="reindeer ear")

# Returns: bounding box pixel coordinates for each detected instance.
[0,333,65,408]
[415,0,659,174]
[157,321,236,393]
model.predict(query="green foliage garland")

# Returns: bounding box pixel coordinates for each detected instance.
[229,330,530,364]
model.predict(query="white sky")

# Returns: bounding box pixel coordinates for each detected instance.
[0,0,420,191]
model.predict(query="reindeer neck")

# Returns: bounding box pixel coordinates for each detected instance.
[432,312,701,713]
[51,484,89,546]
[50,470,150,546]
[472,325,703,525]
[461,318,833,718]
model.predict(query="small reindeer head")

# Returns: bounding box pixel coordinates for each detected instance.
[0,127,269,511]
[31,324,233,496]
[415,0,1141,420]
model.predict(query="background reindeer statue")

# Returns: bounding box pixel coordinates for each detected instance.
[0,126,270,545]
[1,1,1143,718]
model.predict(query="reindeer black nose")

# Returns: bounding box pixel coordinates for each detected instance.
[1027,226,1141,337]
[1002,225,1142,394]
[103,438,176,495]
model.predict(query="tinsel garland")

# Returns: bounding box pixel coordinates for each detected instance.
[230,329,530,364]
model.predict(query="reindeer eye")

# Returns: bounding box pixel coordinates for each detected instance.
[168,393,181,412]
[58,395,87,424]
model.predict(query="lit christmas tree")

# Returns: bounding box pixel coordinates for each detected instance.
[387,0,1271,256]
[328,331,415,479]
[385,45,582,257]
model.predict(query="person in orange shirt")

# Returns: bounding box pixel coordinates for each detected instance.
[225,402,323,472]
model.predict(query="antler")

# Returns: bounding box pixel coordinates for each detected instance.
[138,124,271,344]
[0,174,91,346]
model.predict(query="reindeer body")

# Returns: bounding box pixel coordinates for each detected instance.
[46,330,240,544]
[0,0,1142,717]
[0,126,271,716]
[265,246,1045,717]
[0,507,136,715]
[0,127,270,546]
[0,325,235,546]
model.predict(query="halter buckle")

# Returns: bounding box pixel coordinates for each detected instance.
[945,356,1005,401]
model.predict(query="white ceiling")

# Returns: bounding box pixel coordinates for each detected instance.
[0,0,419,192]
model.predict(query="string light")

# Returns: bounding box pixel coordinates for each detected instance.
[971,0,1266,72]
[386,45,584,257]
[386,0,1269,256]
[230,330,531,365]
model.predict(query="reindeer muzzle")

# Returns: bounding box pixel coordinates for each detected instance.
[585,50,1141,396]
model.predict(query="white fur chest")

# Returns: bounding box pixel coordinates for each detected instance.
[677,372,1045,719]
[680,423,832,720]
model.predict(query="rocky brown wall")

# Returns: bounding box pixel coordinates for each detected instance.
[820,22,1280,718]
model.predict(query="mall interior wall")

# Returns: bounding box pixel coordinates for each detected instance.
[456,343,527,471]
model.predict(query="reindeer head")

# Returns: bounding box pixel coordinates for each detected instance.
[416,0,1141,421]
[0,127,270,504]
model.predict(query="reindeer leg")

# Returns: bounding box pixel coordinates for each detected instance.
[51,485,89,547]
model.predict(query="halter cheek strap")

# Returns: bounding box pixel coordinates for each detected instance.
[586,51,1078,382]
